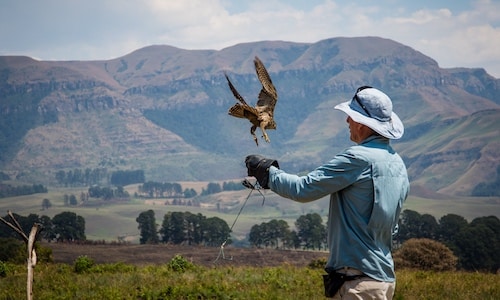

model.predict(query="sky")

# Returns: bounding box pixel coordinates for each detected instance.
[1,0,500,77]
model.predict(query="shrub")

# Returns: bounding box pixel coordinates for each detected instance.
[308,258,327,269]
[0,238,25,263]
[0,238,54,264]
[167,254,194,272]
[393,238,457,271]
[91,262,137,273]
[0,261,9,277]
[35,244,54,263]
[74,255,95,273]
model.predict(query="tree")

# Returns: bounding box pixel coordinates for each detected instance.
[454,216,500,272]
[295,213,326,250]
[111,170,145,186]
[186,212,205,245]
[201,182,222,195]
[38,215,55,241]
[419,213,439,239]
[55,170,65,186]
[398,210,438,241]
[436,214,468,246]
[249,224,264,247]
[393,238,457,271]
[69,194,78,206]
[160,211,186,244]
[249,220,297,249]
[41,198,52,210]
[183,188,197,198]
[52,212,86,242]
[136,210,159,244]
[202,217,231,247]
[159,212,230,246]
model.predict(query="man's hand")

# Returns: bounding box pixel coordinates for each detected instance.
[245,155,279,189]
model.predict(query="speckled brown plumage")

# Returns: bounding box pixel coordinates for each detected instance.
[226,56,278,146]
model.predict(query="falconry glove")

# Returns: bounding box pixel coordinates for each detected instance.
[245,155,279,189]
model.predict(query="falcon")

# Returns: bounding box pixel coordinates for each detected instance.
[226,56,278,146]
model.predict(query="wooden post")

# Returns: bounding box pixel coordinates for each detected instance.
[0,211,42,300]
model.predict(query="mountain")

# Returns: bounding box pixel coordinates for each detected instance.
[0,36,499,197]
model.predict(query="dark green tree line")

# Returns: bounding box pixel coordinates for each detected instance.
[0,212,86,242]
[158,211,230,247]
[249,219,294,249]
[139,181,183,198]
[110,170,145,186]
[55,167,108,187]
[295,213,326,250]
[249,213,326,250]
[397,210,499,272]
[88,185,129,200]
[136,210,159,244]
[0,183,47,198]
[136,211,231,246]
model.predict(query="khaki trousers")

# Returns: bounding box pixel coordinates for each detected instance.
[329,268,395,300]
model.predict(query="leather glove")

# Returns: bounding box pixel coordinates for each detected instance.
[245,155,279,189]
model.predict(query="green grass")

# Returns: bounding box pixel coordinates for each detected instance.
[0,263,498,300]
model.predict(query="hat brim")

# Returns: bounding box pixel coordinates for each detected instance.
[334,101,404,139]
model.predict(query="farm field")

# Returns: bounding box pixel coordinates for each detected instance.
[1,183,498,243]
[0,243,499,299]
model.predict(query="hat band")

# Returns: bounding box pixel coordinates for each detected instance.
[350,99,391,122]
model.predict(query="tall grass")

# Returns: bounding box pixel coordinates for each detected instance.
[0,262,498,300]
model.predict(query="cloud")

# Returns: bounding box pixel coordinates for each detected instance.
[0,0,499,77]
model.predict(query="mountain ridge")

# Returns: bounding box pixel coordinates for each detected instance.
[0,36,499,197]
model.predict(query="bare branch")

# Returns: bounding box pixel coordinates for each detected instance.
[0,214,28,242]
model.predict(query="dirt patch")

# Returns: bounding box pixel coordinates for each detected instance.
[43,243,328,268]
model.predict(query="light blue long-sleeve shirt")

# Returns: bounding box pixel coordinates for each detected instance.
[268,135,409,282]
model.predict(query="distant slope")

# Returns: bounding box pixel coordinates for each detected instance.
[398,109,500,196]
[0,37,499,196]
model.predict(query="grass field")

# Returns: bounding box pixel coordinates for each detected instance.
[0,261,498,299]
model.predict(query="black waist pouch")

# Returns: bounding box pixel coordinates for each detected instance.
[323,272,364,297]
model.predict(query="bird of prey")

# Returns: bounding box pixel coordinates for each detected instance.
[226,56,278,146]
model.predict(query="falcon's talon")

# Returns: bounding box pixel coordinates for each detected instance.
[226,56,278,146]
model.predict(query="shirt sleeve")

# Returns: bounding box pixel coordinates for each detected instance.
[268,151,369,203]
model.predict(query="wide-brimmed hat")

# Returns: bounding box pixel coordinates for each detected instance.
[334,86,404,139]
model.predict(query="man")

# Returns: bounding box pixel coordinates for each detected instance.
[245,86,409,299]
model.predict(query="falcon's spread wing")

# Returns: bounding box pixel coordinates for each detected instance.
[225,73,259,119]
[254,56,278,110]
[226,56,278,146]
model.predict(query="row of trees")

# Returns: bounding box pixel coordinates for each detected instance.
[55,168,145,187]
[397,210,499,272]
[249,213,326,250]
[200,181,245,196]
[246,210,499,272]
[0,183,47,198]
[55,168,108,187]
[3,207,497,272]
[138,182,184,198]
[88,185,129,200]
[0,212,86,242]
[110,170,145,186]
[136,210,231,246]
[137,180,246,199]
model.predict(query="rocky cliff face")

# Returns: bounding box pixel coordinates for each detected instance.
[1,37,499,196]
